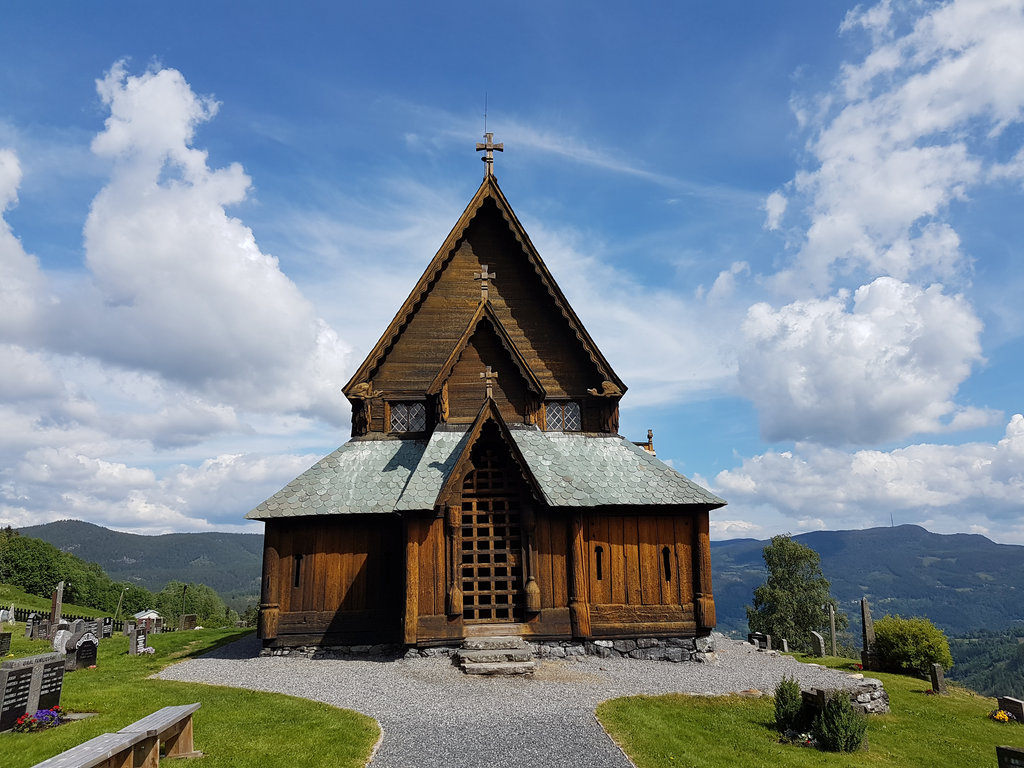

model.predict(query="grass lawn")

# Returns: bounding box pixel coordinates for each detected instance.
[0,583,113,619]
[597,655,1024,768]
[1,622,380,768]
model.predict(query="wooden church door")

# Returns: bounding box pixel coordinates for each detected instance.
[460,445,525,623]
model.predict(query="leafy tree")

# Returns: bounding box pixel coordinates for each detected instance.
[746,534,848,653]
[153,581,230,627]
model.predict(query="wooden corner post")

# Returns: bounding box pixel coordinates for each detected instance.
[445,504,463,617]
[693,511,716,629]
[258,534,280,641]
[569,512,592,637]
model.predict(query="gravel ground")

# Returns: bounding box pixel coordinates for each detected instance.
[156,634,861,768]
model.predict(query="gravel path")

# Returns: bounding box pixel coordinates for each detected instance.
[156,634,860,768]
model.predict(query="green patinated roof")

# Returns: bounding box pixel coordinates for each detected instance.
[246,428,724,520]
[507,430,726,508]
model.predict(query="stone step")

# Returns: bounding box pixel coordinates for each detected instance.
[461,635,528,651]
[457,648,533,664]
[460,660,536,675]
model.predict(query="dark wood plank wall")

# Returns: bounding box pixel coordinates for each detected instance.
[447,325,529,424]
[583,512,700,638]
[265,516,402,644]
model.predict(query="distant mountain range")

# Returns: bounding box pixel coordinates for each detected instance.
[17,520,1024,638]
[17,519,263,608]
[713,524,1024,638]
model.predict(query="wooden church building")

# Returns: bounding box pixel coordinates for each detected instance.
[249,136,725,650]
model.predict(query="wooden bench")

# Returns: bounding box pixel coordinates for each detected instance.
[31,703,202,768]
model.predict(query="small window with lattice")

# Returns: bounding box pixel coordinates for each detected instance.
[545,401,581,432]
[389,401,426,433]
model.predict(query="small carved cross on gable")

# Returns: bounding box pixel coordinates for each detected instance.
[474,264,496,301]
[480,365,499,399]
[476,132,503,177]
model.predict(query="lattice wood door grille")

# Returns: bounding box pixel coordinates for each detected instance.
[461,448,523,622]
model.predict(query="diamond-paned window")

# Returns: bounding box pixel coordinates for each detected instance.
[390,401,426,433]
[545,401,581,432]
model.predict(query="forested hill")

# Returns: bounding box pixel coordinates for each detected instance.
[712,524,1024,637]
[17,519,262,599]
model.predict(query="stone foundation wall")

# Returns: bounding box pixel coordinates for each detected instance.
[262,635,717,663]
[535,635,717,663]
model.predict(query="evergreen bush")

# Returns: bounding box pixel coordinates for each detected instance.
[811,691,867,752]
[774,675,803,732]
[874,615,953,677]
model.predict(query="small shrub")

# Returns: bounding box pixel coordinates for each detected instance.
[811,691,867,752]
[774,675,803,732]
[873,615,953,677]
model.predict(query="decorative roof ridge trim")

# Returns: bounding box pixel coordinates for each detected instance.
[426,299,546,396]
[343,178,497,396]
[344,175,625,396]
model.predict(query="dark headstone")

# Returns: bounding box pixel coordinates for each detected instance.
[0,632,10,656]
[861,597,880,670]
[85,620,99,637]
[998,696,1024,723]
[36,659,64,710]
[930,663,947,695]
[810,630,826,657]
[154,617,163,634]
[123,621,135,637]
[67,633,98,671]
[997,746,1024,768]
[179,614,198,631]
[102,617,113,639]
[0,666,32,731]
[25,613,36,638]
[35,619,50,641]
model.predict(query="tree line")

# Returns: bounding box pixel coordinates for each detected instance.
[0,527,241,627]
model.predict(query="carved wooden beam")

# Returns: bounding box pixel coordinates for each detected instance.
[569,512,592,637]
[445,504,463,617]
[521,505,541,614]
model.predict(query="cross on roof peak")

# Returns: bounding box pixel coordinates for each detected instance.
[476,132,503,178]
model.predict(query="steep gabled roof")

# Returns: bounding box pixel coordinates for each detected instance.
[343,174,624,398]
[427,300,545,396]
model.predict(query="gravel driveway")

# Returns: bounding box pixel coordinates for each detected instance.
[156,635,859,768]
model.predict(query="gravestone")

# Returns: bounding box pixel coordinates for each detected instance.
[36,658,65,710]
[52,626,73,655]
[0,666,33,731]
[998,696,1024,723]
[24,613,36,639]
[102,617,113,639]
[35,619,50,641]
[65,632,98,671]
[780,638,789,653]
[71,619,85,635]
[123,621,135,637]
[179,614,198,631]
[0,632,11,656]
[997,746,1024,768]
[154,617,163,634]
[85,620,99,637]
[0,609,8,623]
[810,630,826,657]
[50,581,64,626]
[129,628,148,656]
[861,596,880,671]
[0,652,65,731]
[930,663,947,695]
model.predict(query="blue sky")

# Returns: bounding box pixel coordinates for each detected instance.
[2,1,1023,542]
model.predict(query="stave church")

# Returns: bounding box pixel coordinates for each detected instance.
[248,136,724,650]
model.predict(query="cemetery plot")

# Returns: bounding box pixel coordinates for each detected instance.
[0,666,33,731]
